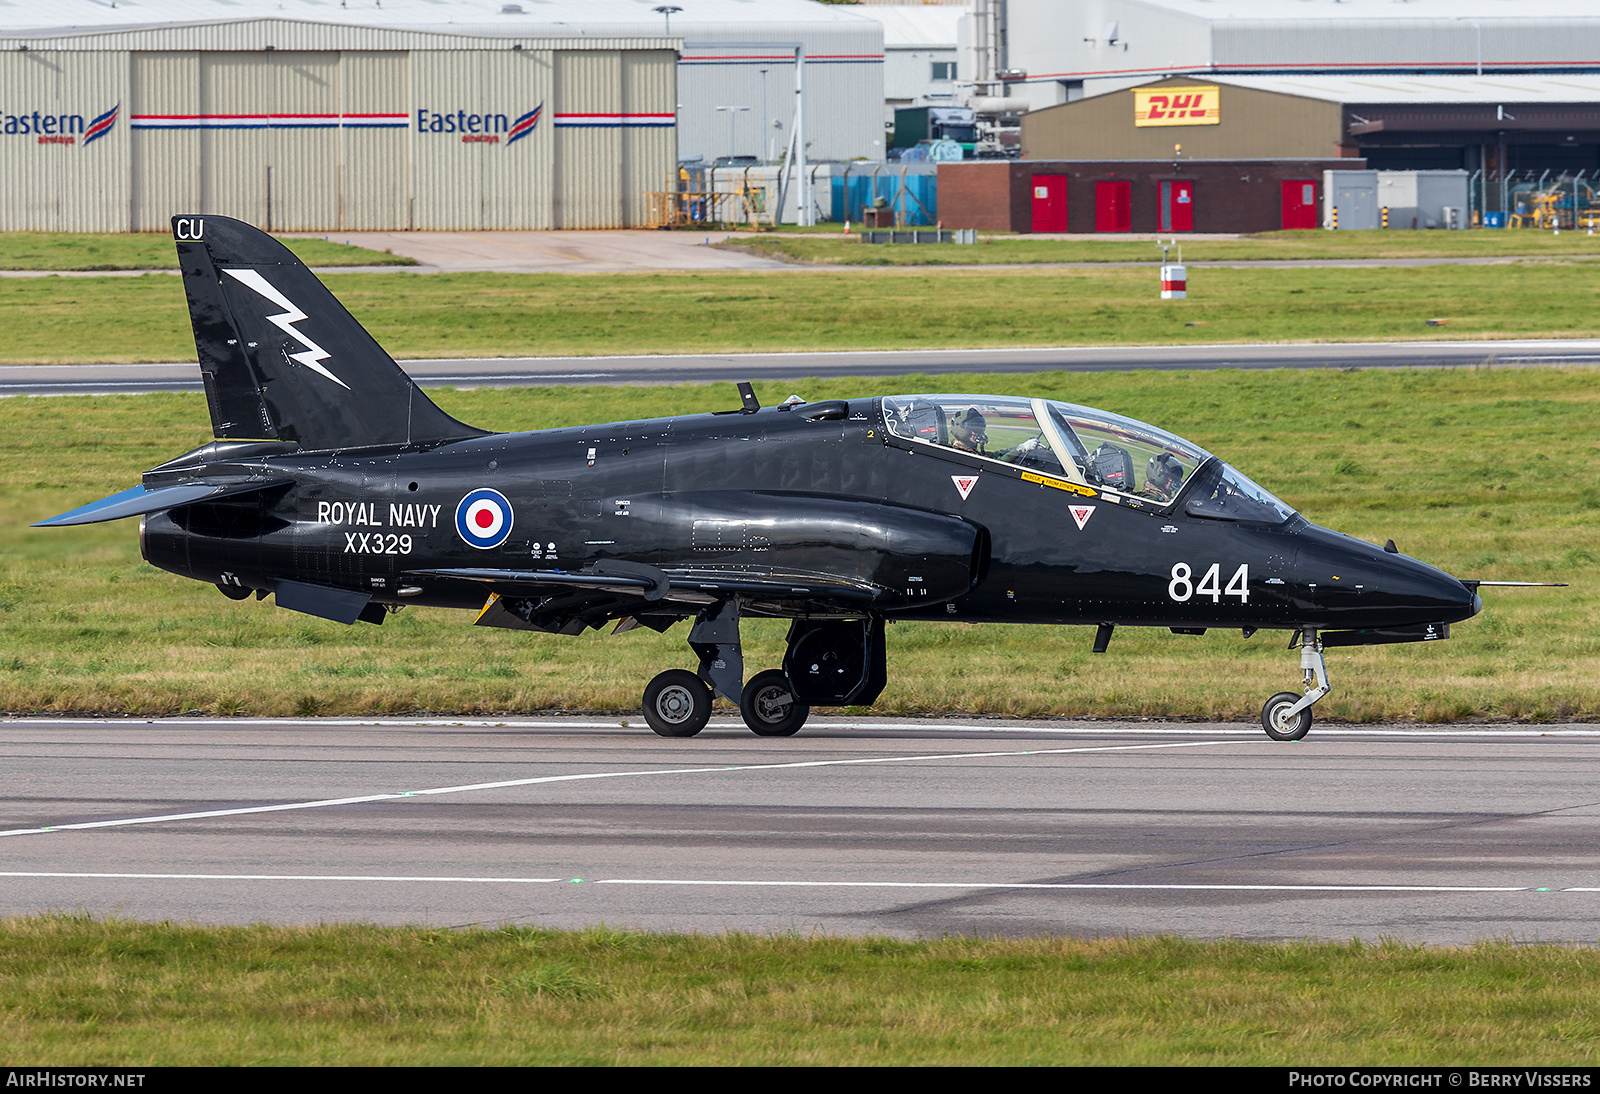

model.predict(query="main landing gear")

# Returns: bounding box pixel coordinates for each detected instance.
[638,668,810,738]
[637,602,883,740]
[641,669,713,738]
[1261,629,1330,742]
[740,670,810,736]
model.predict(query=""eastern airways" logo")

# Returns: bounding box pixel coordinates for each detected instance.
[416,104,540,146]
[4,104,118,146]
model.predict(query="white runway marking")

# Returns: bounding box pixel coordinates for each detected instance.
[0,870,1590,894]
[0,738,1248,839]
[10,717,1600,737]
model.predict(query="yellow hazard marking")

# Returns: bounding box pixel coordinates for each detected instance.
[475,592,501,623]
[1019,471,1097,498]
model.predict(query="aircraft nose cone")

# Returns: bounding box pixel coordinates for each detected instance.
[1424,567,1480,621]
[1368,561,1477,622]
[1294,525,1479,627]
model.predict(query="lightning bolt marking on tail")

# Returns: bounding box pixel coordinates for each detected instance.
[221,268,349,390]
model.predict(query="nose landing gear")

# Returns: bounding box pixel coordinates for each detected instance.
[1261,629,1329,742]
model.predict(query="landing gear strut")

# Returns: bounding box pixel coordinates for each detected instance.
[1261,629,1329,742]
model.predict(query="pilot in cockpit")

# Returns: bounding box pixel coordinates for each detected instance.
[948,408,988,454]
[1143,452,1186,502]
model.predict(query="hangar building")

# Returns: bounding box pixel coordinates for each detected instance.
[989,0,1600,110]
[0,0,885,232]
[1022,74,1600,202]
[855,4,966,127]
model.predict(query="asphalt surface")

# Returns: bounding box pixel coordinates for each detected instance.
[5,338,1600,397]
[4,715,1599,942]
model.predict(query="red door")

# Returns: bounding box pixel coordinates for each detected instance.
[1159,180,1194,232]
[1030,174,1069,233]
[1281,179,1318,229]
[1095,180,1131,232]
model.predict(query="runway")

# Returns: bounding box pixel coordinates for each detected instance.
[4,716,1599,942]
[5,338,1600,397]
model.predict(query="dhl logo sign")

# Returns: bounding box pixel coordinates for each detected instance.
[1134,85,1220,128]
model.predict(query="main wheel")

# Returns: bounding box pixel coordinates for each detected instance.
[642,670,713,738]
[1261,691,1313,742]
[740,669,810,737]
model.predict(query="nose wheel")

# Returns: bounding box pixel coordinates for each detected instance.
[642,669,713,737]
[1261,630,1329,742]
[1261,691,1313,741]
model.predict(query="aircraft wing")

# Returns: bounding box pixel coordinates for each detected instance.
[412,564,881,602]
[412,565,672,600]
[411,562,884,636]
[33,479,294,527]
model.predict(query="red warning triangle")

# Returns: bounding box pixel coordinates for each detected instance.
[951,474,978,500]
[1070,505,1095,530]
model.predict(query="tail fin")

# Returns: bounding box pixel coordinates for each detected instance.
[172,215,487,450]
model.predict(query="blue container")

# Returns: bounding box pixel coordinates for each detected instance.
[830,168,938,226]
[1484,211,1505,228]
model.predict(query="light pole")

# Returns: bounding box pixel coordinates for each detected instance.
[689,39,808,225]
[716,105,750,159]
[653,5,682,35]
[758,67,769,162]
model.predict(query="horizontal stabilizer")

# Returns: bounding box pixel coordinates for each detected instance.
[33,479,292,527]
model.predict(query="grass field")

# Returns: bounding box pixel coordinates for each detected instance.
[3,918,1599,1065]
[0,232,415,271]
[3,368,1593,720]
[728,227,1600,266]
[8,228,1596,275]
[5,263,1600,364]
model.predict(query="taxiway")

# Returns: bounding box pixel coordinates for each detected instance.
[3,716,1597,942]
[4,338,1599,397]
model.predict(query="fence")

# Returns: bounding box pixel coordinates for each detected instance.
[830,164,939,227]
[644,162,944,228]
[1471,170,1600,229]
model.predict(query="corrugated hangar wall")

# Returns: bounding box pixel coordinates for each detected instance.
[676,23,886,165]
[0,49,129,232]
[0,32,676,232]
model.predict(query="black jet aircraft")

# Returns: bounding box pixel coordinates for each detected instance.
[37,215,1530,741]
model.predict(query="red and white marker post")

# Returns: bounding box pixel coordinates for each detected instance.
[1160,264,1187,299]
[1157,238,1186,300]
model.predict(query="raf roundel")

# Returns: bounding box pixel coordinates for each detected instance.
[455,488,514,550]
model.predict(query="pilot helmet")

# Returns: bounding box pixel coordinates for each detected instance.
[1147,452,1185,495]
[949,408,988,451]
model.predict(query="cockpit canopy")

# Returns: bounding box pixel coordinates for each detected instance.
[880,394,1296,523]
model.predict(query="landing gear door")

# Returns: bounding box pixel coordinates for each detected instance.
[783,618,887,706]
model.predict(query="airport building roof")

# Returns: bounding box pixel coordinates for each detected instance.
[855,6,964,51]
[1092,0,1595,21]
[1214,75,1600,105]
[0,0,877,38]
[1001,0,1600,117]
